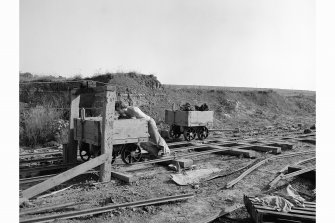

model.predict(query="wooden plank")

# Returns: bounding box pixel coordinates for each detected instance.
[189,111,214,126]
[189,143,243,152]
[100,86,116,182]
[253,204,315,216]
[113,137,149,145]
[257,209,316,222]
[296,157,315,165]
[226,159,267,188]
[298,138,316,145]
[74,118,149,146]
[73,119,77,140]
[215,140,281,154]
[268,173,284,189]
[111,171,138,183]
[96,120,101,146]
[282,166,316,180]
[74,119,100,143]
[167,141,192,147]
[218,148,256,158]
[238,143,281,154]
[297,133,316,138]
[268,156,316,188]
[67,89,80,164]
[263,142,294,150]
[21,154,109,199]
[226,151,315,188]
[113,119,149,140]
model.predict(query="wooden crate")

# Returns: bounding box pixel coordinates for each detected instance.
[165,110,214,127]
[74,117,149,146]
[244,195,315,223]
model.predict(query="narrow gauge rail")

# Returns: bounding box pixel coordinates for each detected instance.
[20,193,194,223]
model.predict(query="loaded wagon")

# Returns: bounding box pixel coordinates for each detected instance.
[74,113,150,164]
[165,110,214,141]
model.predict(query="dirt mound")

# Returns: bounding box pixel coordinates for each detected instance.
[88,72,163,94]
[19,72,315,146]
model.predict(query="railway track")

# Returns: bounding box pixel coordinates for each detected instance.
[19,193,194,223]
[20,157,63,164]
[19,162,81,180]
[20,150,63,158]
[19,131,315,182]
[20,170,99,186]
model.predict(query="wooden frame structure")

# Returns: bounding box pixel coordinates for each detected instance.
[21,85,132,199]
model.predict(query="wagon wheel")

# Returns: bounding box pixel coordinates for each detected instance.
[169,125,181,139]
[78,142,92,161]
[80,148,91,161]
[111,144,123,164]
[197,127,209,140]
[121,144,142,164]
[183,127,196,141]
[111,154,117,164]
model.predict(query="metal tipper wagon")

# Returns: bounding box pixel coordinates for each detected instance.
[165,110,214,141]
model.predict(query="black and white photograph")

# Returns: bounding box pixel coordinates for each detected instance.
[2,0,334,222]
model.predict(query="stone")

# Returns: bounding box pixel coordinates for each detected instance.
[171,159,194,169]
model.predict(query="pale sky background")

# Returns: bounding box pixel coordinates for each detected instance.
[20,0,315,90]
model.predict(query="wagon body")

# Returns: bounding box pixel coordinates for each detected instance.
[74,117,150,146]
[165,110,214,127]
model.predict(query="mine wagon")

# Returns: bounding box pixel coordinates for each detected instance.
[74,115,150,164]
[165,110,214,141]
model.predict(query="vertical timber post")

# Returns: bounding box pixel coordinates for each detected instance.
[172,103,176,111]
[100,85,116,182]
[66,89,80,164]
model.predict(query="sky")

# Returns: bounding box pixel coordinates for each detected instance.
[20,0,315,90]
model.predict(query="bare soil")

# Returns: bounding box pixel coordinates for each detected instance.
[19,130,316,223]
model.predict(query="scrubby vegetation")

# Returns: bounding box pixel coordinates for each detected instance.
[19,105,68,147]
[19,72,316,147]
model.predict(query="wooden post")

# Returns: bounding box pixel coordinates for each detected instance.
[80,108,86,120]
[172,103,176,111]
[100,85,116,182]
[66,89,80,164]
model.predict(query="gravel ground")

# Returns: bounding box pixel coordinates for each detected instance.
[19,129,316,223]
